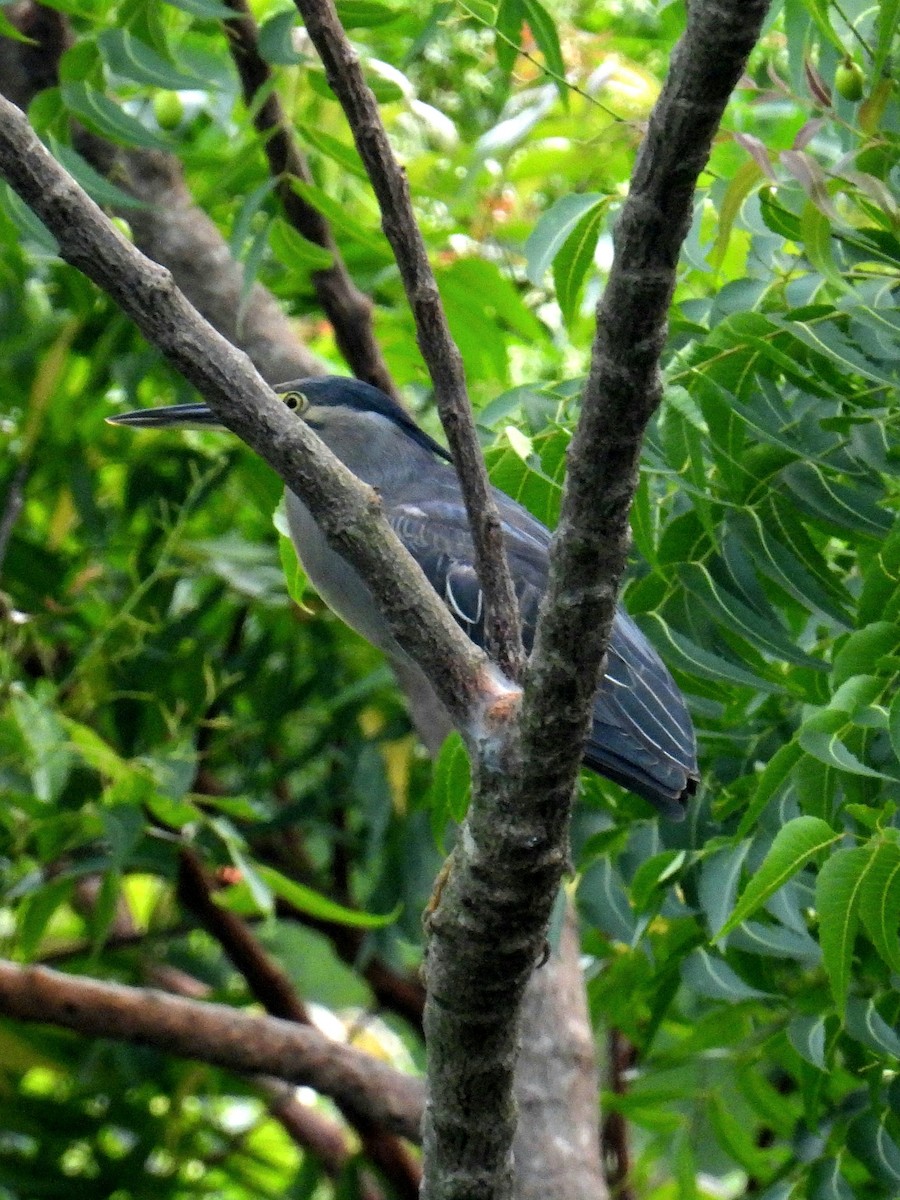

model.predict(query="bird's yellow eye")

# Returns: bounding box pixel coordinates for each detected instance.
[282,391,309,414]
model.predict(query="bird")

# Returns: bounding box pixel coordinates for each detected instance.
[110,375,698,818]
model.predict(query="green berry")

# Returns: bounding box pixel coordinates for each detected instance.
[153,90,184,130]
[110,217,133,242]
[834,58,865,102]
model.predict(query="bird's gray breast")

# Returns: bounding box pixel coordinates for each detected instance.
[284,490,405,659]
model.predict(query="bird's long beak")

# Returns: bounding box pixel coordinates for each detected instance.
[106,402,225,430]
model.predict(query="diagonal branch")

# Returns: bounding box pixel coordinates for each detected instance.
[222,0,399,399]
[0,959,424,1139]
[292,0,525,680]
[0,92,504,739]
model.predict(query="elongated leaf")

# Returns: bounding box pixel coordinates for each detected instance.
[808,1158,854,1200]
[729,919,821,962]
[779,462,892,538]
[61,82,170,150]
[554,199,605,324]
[800,709,898,780]
[779,316,900,389]
[733,510,852,627]
[268,217,334,270]
[525,193,604,285]
[844,996,900,1058]
[681,949,772,1002]
[257,865,401,928]
[737,741,803,836]
[163,0,233,16]
[699,842,751,938]
[520,0,566,99]
[98,29,211,90]
[717,816,838,936]
[847,1114,900,1188]
[815,846,874,1013]
[858,839,900,972]
[787,1013,826,1069]
[679,563,824,667]
[430,732,471,846]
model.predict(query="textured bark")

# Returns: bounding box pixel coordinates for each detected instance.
[0,960,424,1139]
[293,0,525,680]
[420,5,772,1199]
[513,905,606,1200]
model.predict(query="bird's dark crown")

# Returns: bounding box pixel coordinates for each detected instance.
[275,377,452,462]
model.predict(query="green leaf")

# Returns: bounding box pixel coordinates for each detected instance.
[679,563,824,668]
[429,732,471,846]
[717,816,839,936]
[681,949,772,1002]
[630,850,686,911]
[61,82,170,150]
[808,1158,854,1200]
[834,623,900,688]
[525,193,604,285]
[553,200,606,325]
[787,1013,827,1069]
[710,161,763,270]
[335,1,404,28]
[733,509,852,627]
[858,840,900,972]
[815,846,875,1014]
[297,124,367,178]
[800,709,898,781]
[495,0,524,76]
[257,865,401,928]
[636,613,778,693]
[800,201,849,294]
[737,741,803,837]
[163,0,233,17]
[889,689,900,768]
[844,996,900,1058]
[268,217,334,270]
[847,1114,900,1188]
[699,842,751,938]
[779,462,892,539]
[97,29,211,90]
[63,718,131,784]
[11,688,72,803]
[520,0,566,99]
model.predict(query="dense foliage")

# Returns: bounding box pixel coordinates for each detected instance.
[0,1,898,1197]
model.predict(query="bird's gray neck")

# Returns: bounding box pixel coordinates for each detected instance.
[309,408,439,487]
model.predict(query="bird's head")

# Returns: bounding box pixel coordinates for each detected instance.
[107,376,452,479]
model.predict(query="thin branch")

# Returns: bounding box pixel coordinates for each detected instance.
[420,4,771,1199]
[0,92,500,739]
[0,958,424,1140]
[177,849,312,1024]
[292,0,525,680]
[222,0,399,399]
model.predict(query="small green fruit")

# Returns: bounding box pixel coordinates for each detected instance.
[834,58,865,102]
[110,217,133,242]
[153,90,184,130]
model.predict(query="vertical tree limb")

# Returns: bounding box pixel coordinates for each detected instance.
[420,5,771,1199]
